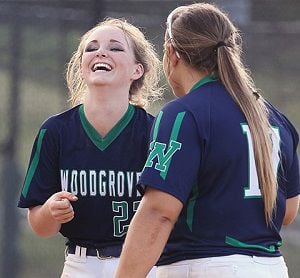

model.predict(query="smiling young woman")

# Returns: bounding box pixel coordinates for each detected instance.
[18,18,162,278]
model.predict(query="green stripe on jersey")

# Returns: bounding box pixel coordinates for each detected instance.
[22,129,47,198]
[186,183,199,231]
[144,111,185,180]
[79,104,135,151]
[152,111,163,142]
[160,112,186,179]
[225,236,282,253]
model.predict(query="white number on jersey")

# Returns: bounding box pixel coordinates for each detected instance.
[241,124,280,198]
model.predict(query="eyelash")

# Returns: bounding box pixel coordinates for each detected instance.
[85,47,97,52]
[84,47,124,53]
[111,48,124,52]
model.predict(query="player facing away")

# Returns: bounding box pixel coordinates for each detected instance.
[18,18,161,278]
[115,3,300,278]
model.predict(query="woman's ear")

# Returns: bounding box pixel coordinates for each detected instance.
[167,44,180,66]
[132,63,144,81]
[80,65,84,80]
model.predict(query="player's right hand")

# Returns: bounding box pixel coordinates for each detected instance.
[45,191,78,224]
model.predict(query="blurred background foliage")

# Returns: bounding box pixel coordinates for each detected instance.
[0,0,299,277]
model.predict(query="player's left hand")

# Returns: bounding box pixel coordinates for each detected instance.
[45,191,78,224]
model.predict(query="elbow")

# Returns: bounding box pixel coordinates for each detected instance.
[282,219,293,226]
[30,226,59,238]
[157,212,178,228]
[142,187,183,227]
[283,195,300,226]
[282,214,297,226]
[27,208,60,238]
[28,219,59,238]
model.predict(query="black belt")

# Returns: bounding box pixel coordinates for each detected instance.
[66,244,122,259]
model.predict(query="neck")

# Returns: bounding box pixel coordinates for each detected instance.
[82,85,130,137]
[176,62,209,95]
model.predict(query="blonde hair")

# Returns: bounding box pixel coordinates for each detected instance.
[167,3,277,224]
[66,18,162,108]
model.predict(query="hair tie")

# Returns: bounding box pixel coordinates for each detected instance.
[253,91,260,100]
[216,41,227,49]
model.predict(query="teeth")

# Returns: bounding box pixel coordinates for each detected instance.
[93,63,112,72]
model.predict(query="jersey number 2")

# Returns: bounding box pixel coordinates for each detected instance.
[241,124,280,198]
[112,201,140,237]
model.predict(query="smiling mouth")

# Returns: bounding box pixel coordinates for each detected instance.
[92,63,112,72]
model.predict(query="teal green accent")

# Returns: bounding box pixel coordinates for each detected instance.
[240,122,262,199]
[225,236,281,253]
[22,129,47,198]
[160,112,186,179]
[79,104,135,151]
[271,125,281,176]
[277,241,283,247]
[186,183,199,231]
[190,75,217,92]
[152,111,163,142]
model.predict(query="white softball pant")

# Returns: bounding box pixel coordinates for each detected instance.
[60,245,156,278]
[156,254,289,278]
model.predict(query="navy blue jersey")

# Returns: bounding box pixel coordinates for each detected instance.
[18,104,154,249]
[139,76,300,265]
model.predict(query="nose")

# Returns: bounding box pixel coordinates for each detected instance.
[96,48,108,57]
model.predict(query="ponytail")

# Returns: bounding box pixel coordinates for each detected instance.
[168,2,278,224]
[217,44,277,224]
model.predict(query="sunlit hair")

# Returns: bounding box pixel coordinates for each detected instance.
[166,3,278,224]
[66,17,162,108]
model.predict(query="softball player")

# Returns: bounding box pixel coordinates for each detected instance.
[18,18,161,278]
[116,3,300,278]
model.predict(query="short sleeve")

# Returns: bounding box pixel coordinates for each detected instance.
[139,102,201,204]
[18,120,61,208]
[285,126,300,198]
[285,154,300,198]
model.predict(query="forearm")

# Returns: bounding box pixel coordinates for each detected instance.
[28,205,61,237]
[115,188,182,278]
[116,205,174,277]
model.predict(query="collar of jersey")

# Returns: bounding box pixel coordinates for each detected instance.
[79,104,135,151]
[190,74,218,92]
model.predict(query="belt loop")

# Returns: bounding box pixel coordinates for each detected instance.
[80,247,87,259]
[96,249,113,260]
[75,245,81,257]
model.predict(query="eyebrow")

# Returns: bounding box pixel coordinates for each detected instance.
[110,39,123,45]
[87,39,124,45]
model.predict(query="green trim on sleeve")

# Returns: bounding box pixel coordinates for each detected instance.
[152,111,163,142]
[22,129,47,198]
[160,112,186,180]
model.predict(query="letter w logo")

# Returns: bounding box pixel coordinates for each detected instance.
[145,140,182,177]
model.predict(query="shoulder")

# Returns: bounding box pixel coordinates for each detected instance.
[134,105,155,123]
[38,106,80,140]
[40,105,80,130]
[155,99,197,134]
[267,102,299,145]
[164,81,228,114]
